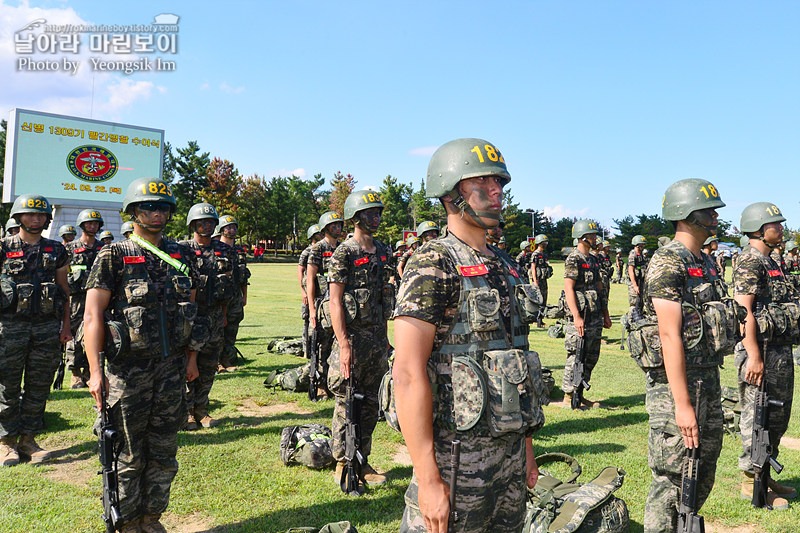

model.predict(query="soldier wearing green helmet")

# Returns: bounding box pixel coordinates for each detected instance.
[120,221,134,240]
[416,220,439,242]
[396,234,421,279]
[218,214,251,372]
[390,239,408,288]
[640,178,733,531]
[0,194,71,467]
[5,218,20,237]
[57,224,77,244]
[393,138,545,532]
[65,209,107,388]
[326,189,392,491]
[702,235,719,256]
[561,220,612,410]
[307,210,344,398]
[784,241,800,291]
[613,247,624,283]
[597,240,613,292]
[627,234,648,320]
[299,224,323,359]
[84,176,199,531]
[530,234,553,326]
[732,202,796,509]
[179,203,237,430]
[99,231,114,245]
[515,239,532,283]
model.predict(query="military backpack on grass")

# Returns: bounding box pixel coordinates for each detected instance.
[264,363,310,392]
[285,521,357,532]
[280,423,334,469]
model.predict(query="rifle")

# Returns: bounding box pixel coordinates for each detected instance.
[570,306,591,410]
[53,343,66,390]
[97,351,122,532]
[340,345,366,496]
[308,324,320,401]
[678,379,705,533]
[751,337,784,509]
[448,440,461,533]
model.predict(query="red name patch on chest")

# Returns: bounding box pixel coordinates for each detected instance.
[710,269,717,276]
[123,256,145,264]
[44,247,53,252]
[170,253,182,259]
[459,264,489,277]
[768,270,782,277]
[354,257,369,266]
[195,250,202,255]
[6,251,23,258]
[380,256,387,261]
[687,268,703,277]
[581,264,591,269]
[323,252,333,257]
[74,247,86,253]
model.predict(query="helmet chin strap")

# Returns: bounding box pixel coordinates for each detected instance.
[447,190,499,230]
[133,212,171,231]
[686,211,716,237]
[18,217,48,234]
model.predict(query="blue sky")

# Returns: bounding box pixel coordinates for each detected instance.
[2,0,798,234]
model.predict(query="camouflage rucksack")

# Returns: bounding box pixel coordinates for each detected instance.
[544,304,565,320]
[285,522,358,533]
[548,322,565,338]
[280,423,334,469]
[378,348,401,432]
[264,363,311,392]
[524,453,630,533]
[721,386,741,437]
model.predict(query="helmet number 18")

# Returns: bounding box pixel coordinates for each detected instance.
[470,144,505,164]
[699,184,719,199]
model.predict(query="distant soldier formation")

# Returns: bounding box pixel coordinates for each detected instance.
[0,139,798,533]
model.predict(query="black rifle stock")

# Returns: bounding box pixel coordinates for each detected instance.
[448,440,461,533]
[340,344,366,495]
[570,306,590,410]
[97,351,122,532]
[308,324,320,401]
[751,337,784,509]
[53,343,66,390]
[678,379,705,533]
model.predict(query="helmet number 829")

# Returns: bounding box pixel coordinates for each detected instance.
[26,198,47,208]
[470,144,505,164]
[141,182,173,196]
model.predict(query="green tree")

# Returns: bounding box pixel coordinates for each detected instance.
[288,174,327,248]
[328,171,356,215]
[237,174,269,246]
[166,141,210,238]
[376,175,412,244]
[408,179,442,230]
[202,157,241,216]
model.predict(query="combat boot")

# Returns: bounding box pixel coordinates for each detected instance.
[333,460,345,483]
[17,434,52,463]
[1,436,20,467]
[71,373,87,389]
[361,463,387,486]
[581,397,603,409]
[184,412,198,431]
[140,514,167,533]
[118,520,142,533]
[194,408,219,428]
[769,477,798,499]
[740,472,789,510]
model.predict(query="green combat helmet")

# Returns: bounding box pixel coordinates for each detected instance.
[318,211,343,231]
[520,240,531,250]
[76,208,104,231]
[5,218,20,232]
[572,220,600,240]
[786,242,798,252]
[57,224,77,237]
[406,235,421,248]
[657,236,671,248]
[122,177,177,215]
[632,235,646,246]
[703,236,719,246]
[534,234,549,246]
[344,190,384,220]
[425,138,510,228]
[307,224,321,241]
[395,239,407,250]
[99,231,114,242]
[739,202,786,234]
[661,178,725,237]
[212,225,222,238]
[219,214,237,228]
[416,220,439,240]
[10,194,53,232]
[187,203,219,227]
[120,221,135,237]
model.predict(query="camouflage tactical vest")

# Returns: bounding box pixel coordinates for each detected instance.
[532,250,552,281]
[630,251,646,284]
[180,239,235,311]
[67,239,104,294]
[314,240,338,297]
[749,249,800,345]
[111,239,196,358]
[235,244,250,287]
[340,238,393,327]
[0,235,65,319]
[429,234,545,438]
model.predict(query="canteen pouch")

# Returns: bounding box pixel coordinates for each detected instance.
[382,283,395,320]
[543,265,554,279]
[576,289,600,314]
[701,299,743,357]
[104,320,129,362]
[0,278,16,309]
[514,284,543,324]
[627,320,664,370]
[174,301,197,347]
[319,293,357,329]
[122,306,149,352]
[171,275,192,299]
[124,280,149,305]
[38,282,59,317]
[523,349,547,431]
[353,288,373,324]
[450,355,487,431]
[68,266,89,292]
[483,348,531,436]
[15,283,34,316]
[466,287,501,332]
[781,302,800,343]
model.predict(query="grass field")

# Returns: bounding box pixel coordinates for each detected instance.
[2,260,799,533]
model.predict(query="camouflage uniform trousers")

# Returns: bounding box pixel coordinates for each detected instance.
[561,314,603,394]
[643,367,723,533]
[186,308,226,412]
[628,283,643,312]
[327,324,388,463]
[538,280,548,309]
[735,342,794,473]
[400,427,526,533]
[105,353,186,523]
[220,288,245,368]
[65,294,87,372]
[0,316,62,437]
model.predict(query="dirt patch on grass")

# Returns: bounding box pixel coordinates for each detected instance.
[780,435,800,451]
[236,398,313,417]
[393,444,413,466]
[43,456,95,486]
[706,521,760,533]
[162,511,215,533]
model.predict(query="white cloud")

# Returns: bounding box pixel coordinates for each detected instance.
[408,145,439,157]
[542,204,590,220]
[269,168,307,178]
[199,82,209,90]
[220,82,245,94]
[102,79,156,113]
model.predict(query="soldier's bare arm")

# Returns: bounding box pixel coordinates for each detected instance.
[734,293,762,386]
[55,264,72,343]
[628,263,638,293]
[85,287,112,411]
[525,437,539,488]
[564,277,583,335]
[394,315,450,533]
[652,297,697,448]
[306,262,319,328]
[329,281,351,378]
[298,263,308,306]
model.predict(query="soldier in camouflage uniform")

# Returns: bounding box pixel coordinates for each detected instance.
[614,248,624,283]
[326,189,393,489]
[180,203,236,430]
[417,220,440,243]
[307,211,344,398]
[530,234,552,328]
[597,240,613,291]
[562,220,612,409]
[65,209,106,389]
[0,194,71,467]
[298,224,322,358]
[515,240,531,282]
[642,178,729,533]
[121,221,134,240]
[733,202,797,509]
[100,231,114,246]
[218,214,251,371]
[397,234,421,279]
[85,177,199,533]
[394,138,544,533]
[391,239,408,288]
[783,242,800,290]
[770,241,786,272]
[628,234,647,320]
[5,219,21,237]
[701,235,719,257]
[57,224,77,245]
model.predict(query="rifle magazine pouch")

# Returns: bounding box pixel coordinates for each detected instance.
[0,278,16,309]
[172,275,192,298]
[466,287,501,332]
[627,321,663,370]
[353,288,373,324]
[15,282,34,316]
[68,266,88,292]
[701,299,739,356]
[38,282,58,316]
[124,280,149,306]
[450,355,487,431]
[577,290,599,314]
[122,306,149,352]
[189,315,211,352]
[174,302,197,347]
[483,349,529,436]
[514,284,543,324]
[215,273,233,303]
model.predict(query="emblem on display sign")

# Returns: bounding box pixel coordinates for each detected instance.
[67,145,119,182]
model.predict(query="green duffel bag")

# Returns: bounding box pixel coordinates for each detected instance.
[285,521,358,533]
[264,363,311,393]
